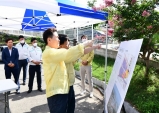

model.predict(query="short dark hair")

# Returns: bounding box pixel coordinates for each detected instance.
[58,34,69,45]
[5,38,13,43]
[19,35,24,39]
[43,28,57,45]
[31,38,37,42]
[81,35,86,40]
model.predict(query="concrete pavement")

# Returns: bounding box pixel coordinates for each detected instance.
[0,62,103,113]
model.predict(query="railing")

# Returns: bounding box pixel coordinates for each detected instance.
[0,30,42,37]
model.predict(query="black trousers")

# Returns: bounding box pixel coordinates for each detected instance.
[5,68,20,90]
[28,65,41,90]
[18,59,28,83]
[47,94,68,113]
[47,86,75,113]
[67,86,75,113]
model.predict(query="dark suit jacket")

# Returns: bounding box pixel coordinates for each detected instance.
[2,47,19,70]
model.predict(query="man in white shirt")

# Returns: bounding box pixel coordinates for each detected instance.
[15,35,29,85]
[28,38,42,93]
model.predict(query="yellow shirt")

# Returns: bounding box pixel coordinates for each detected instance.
[42,44,84,98]
[80,48,94,66]
[65,62,75,86]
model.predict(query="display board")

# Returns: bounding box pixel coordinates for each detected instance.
[105,39,143,113]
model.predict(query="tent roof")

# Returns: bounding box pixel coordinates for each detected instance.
[0,0,108,31]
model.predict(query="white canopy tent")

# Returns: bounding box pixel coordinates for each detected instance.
[0,0,108,31]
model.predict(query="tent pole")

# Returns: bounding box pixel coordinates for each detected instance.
[74,28,76,39]
[104,22,108,113]
[77,27,79,41]
[91,24,93,40]
[41,31,43,37]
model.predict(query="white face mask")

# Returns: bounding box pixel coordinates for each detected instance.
[20,40,25,43]
[33,43,37,47]
[82,39,87,43]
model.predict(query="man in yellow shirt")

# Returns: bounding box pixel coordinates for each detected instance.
[42,28,100,113]
[58,34,101,113]
[80,35,94,98]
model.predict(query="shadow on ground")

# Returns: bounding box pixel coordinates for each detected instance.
[75,101,103,113]
[8,90,46,101]
[75,93,103,113]
[24,104,49,113]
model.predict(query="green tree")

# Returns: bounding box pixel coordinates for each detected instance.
[0,32,45,50]
[88,0,159,77]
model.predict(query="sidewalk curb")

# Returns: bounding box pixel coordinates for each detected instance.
[75,70,140,113]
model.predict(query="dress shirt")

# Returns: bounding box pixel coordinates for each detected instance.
[28,46,42,65]
[9,49,12,56]
[15,42,30,60]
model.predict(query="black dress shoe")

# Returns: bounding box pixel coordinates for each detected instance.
[38,88,43,92]
[27,89,32,93]
[23,82,26,85]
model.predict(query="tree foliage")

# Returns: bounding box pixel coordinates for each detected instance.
[88,0,159,77]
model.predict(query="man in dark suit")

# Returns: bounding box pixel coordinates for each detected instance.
[2,38,20,94]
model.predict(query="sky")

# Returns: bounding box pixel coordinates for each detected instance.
[70,0,104,7]
[71,0,159,11]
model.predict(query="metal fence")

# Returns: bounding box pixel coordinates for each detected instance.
[0,30,42,37]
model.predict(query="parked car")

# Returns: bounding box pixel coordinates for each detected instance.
[0,46,7,61]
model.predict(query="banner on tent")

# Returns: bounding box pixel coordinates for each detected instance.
[104,39,143,113]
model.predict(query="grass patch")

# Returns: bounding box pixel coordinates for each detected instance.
[74,55,114,81]
[126,63,159,113]
[74,55,159,113]
[92,55,114,81]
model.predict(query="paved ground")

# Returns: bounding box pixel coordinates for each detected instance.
[0,62,104,113]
